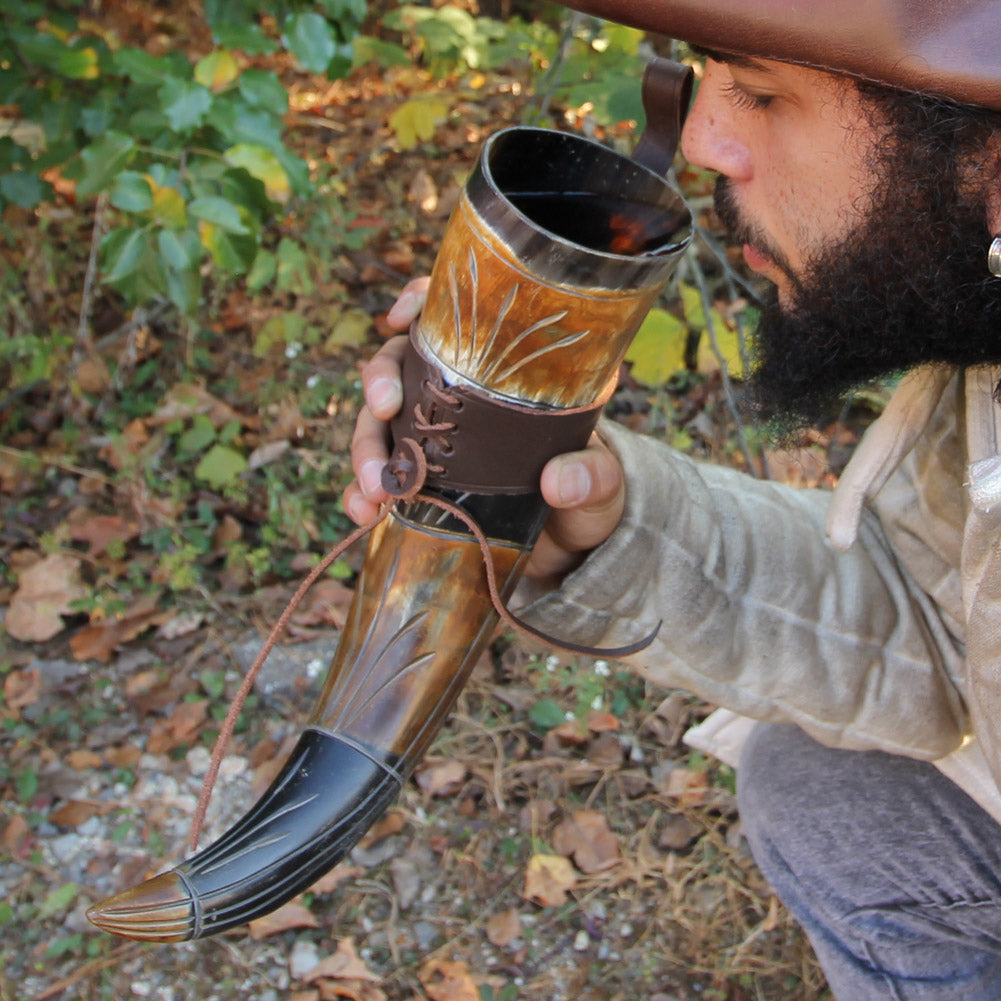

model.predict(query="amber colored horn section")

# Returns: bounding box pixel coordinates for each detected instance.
[89,64,694,943]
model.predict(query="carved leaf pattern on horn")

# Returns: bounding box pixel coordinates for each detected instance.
[308,514,525,762]
[312,547,435,734]
[446,245,592,387]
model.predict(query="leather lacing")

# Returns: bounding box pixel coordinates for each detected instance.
[189,407,659,851]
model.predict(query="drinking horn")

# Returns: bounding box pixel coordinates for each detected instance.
[88,57,693,942]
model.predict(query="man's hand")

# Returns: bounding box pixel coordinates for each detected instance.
[344,277,625,581]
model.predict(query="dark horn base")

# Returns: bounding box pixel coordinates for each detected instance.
[87,729,402,941]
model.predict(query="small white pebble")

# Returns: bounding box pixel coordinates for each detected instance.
[573,930,589,951]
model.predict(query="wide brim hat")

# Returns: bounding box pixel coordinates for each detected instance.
[563,0,1001,112]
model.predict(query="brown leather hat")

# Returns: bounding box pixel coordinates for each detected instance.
[563,0,1001,111]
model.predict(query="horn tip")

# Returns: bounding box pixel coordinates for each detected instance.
[87,871,195,943]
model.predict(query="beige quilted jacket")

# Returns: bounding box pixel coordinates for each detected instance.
[523,364,1001,822]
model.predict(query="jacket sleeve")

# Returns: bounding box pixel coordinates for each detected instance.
[519,419,969,759]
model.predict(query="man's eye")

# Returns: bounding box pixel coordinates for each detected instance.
[722,80,773,111]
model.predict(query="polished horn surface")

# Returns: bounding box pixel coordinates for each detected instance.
[89,60,694,943]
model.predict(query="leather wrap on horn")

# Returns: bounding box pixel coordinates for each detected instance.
[88,58,694,943]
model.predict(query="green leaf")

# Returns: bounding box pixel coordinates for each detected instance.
[199,667,226,699]
[625,308,689,386]
[188,196,249,234]
[108,171,153,212]
[317,0,367,20]
[160,78,213,132]
[696,319,747,380]
[0,170,45,208]
[224,143,290,203]
[351,36,412,70]
[246,248,276,291]
[389,96,449,150]
[276,237,313,294]
[679,282,706,330]
[112,47,178,84]
[194,50,239,91]
[149,180,187,229]
[237,70,289,115]
[254,311,308,357]
[17,766,38,801]
[39,882,79,919]
[157,228,201,271]
[178,414,216,454]
[197,221,257,274]
[101,227,147,283]
[44,933,83,959]
[164,262,202,316]
[195,444,247,489]
[324,308,370,349]
[283,12,336,73]
[227,106,285,153]
[76,132,135,198]
[528,698,567,731]
[57,45,99,80]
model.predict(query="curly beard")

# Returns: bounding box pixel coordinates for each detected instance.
[712,90,1001,432]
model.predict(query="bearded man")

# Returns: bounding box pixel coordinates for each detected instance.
[346,3,1001,997]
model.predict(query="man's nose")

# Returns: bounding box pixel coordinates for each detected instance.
[680,63,753,181]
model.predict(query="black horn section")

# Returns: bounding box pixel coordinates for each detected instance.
[178,728,402,939]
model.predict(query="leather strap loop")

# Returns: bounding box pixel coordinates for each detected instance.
[633,56,694,177]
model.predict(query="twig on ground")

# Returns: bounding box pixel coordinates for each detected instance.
[75,193,107,365]
[35,942,143,1001]
[0,442,114,486]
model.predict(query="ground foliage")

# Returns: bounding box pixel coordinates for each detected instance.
[0,3,874,998]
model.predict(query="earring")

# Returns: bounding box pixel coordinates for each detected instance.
[989,236,1001,277]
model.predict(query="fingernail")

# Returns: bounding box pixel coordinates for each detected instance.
[557,463,591,506]
[368,377,401,415]
[360,459,384,498]
[387,290,417,324]
[347,493,368,523]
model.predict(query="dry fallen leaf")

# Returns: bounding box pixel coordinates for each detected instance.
[358,810,405,849]
[304,938,381,984]
[308,863,364,896]
[418,959,480,1001]
[291,577,355,630]
[485,908,521,947]
[523,852,577,907]
[66,749,102,771]
[658,813,702,851]
[152,382,246,428]
[585,710,620,733]
[49,799,109,828]
[146,700,209,754]
[5,554,86,642]
[414,759,467,797]
[67,511,140,556]
[314,981,386,1001]
[552,810,621,874]
[70,592,171,663]
[659,766,709,807]
[2,815,30,854]
[249,900,319,940]
[3,667,42,714]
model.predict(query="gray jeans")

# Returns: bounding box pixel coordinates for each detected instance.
[737,724,1001,1000]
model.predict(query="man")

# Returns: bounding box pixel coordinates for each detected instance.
[346,3,1001,997]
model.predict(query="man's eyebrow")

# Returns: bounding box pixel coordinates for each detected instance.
[689,44,773,72]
